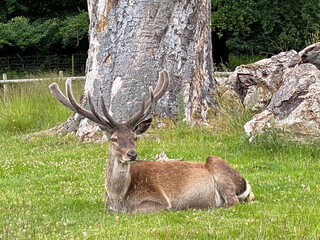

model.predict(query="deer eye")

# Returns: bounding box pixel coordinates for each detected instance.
[133,136,138,141]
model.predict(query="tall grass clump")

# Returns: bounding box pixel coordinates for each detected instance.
[207,85,254,136]
[0,79,83,135]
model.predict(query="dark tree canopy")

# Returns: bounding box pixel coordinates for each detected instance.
[0,0,87,22]
[0,0,89,55]
[211,0,320,67]
[1,0,320,65]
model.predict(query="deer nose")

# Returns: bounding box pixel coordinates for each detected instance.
[127,150,137,160]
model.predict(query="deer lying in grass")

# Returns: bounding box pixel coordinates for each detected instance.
[49,70,253,213]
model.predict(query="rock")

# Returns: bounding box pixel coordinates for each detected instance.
[299,42,320,70]
[155,151,184,162]
[217,86,244,115]
[244,110,275,142]
[245,63,320,140]
[216,43,320,140]
[225,50,301,112]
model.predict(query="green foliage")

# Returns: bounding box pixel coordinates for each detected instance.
[58,11,89,48]
[212,0,320,55]
[1,17,45,51]
[229,53,268,70]
[0,0,87,22]
[2,0,28,21]
[211,0,257,36]
[0,23,11,49]
[0,8,89,55]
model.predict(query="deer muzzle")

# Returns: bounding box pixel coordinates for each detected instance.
[127,150,137,161]
[119,149,137,163]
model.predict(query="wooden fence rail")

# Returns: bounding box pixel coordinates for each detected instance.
[0,71,232,84]
[0,71,85,101]
[0,75,85,84]
[0,72,85,84]
[1,71,232,101]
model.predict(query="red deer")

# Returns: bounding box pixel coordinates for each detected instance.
[49,70,253,213]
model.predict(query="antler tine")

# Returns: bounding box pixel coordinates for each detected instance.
[87,91,115,130]
[145,70,169,109]
[49,83,76,112]
[137,86,155,124]
[100,94,118,128]
[152,70,165,96]
[126,93,146,128]
[129,88,155,128]
[126,69,169,128]
[50,78,118,131]
[65,79,109,127]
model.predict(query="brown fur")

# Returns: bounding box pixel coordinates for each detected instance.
[104,134,253,213]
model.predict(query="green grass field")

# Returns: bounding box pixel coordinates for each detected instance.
[1,80,320,239]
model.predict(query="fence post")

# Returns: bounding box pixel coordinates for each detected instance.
[72,54,74,76]
[3,73,8,102]
[59,71,63,80]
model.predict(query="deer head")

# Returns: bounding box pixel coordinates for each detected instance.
[49,70,169,163]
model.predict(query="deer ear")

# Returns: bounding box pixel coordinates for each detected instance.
[134,118,152,135]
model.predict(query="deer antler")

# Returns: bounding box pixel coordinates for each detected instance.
[49,69,169,131]
[126,69,170,128]
[49,79,118,131]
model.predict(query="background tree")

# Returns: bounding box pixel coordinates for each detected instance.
[0,0,89,55]
[211,0,320,69]
[0,0,87,21]
[1,0,319,66]
[211,0,257,69]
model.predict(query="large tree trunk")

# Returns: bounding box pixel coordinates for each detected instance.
[61,0,217,137]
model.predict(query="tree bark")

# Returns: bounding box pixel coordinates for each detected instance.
[61,0,217,137]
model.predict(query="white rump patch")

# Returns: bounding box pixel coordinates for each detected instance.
[237,183,251,202]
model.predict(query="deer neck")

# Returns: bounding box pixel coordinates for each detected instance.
[105,145,131,205]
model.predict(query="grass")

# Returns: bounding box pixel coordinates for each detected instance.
[0,79,84,135]
[1,79,320,239]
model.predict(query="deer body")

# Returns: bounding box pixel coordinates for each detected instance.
[105,150,251,213]
[49,69,253,214]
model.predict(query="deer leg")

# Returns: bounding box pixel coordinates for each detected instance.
[107,199,128,213]
[104,191,129,213]
[132,188,172,213]
[131,200,169,213]
[158,186,172,209]
[215,175,240,207]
